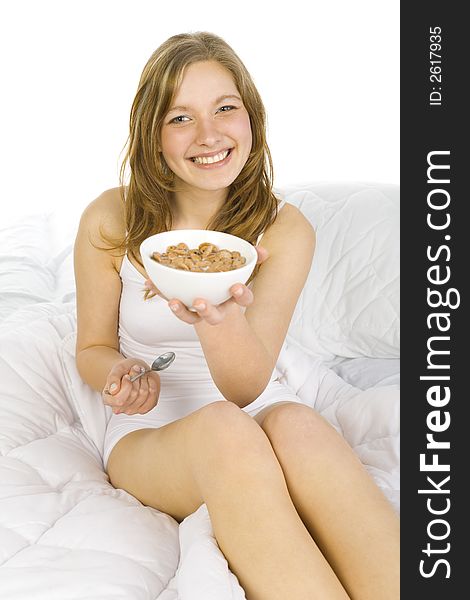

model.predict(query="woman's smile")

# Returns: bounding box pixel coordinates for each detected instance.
[189,147,233,168]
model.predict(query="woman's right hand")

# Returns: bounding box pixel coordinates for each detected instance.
[102,358,161,415]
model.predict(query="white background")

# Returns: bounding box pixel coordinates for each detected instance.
[1,0,399,226]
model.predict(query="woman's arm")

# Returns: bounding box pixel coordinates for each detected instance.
[74,189,160,414]
[166,204,315,407]
[74,190,126,390]
[193,303,273,406]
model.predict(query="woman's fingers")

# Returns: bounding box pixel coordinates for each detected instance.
[103,376,131,412]
[103,364,134,395]
[102,360,160,415]
[103,366,139,413]
[121,370,149,414]
[169,297,221,325]
[192,299,224,326]
[106,378,145,414]
[119,372,160,415]
[229,284,254,307]
[138,372,161,414]
[170,296,225,326]
[169,287,251,325]
[168,300,202,324]
[103,360,147,394]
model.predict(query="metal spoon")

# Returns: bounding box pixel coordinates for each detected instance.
[129,351,176,383]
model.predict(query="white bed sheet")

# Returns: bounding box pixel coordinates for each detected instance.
[0,182,400,599]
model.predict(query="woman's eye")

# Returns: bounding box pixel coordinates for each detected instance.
[168,106,237,123]
[217,105,237,113]
[169,115,190,124]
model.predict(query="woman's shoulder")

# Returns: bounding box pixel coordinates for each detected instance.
[277,199,311,227]
[79,187,126,245]
[82,186,125,221]
[263,199,315,252]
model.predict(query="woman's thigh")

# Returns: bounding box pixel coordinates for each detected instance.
[106,400,275,522]
[107,419,202,522]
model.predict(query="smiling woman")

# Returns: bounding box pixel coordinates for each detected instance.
[115,32,278,264]
[73,31,399,600]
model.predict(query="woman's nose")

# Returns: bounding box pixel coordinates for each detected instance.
[195,117,221,147]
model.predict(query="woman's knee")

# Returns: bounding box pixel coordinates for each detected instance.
[188,400,281,479]
[188,401,290,506]
[259,402,339,452]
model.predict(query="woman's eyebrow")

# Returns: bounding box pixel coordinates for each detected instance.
[167,94,242,113]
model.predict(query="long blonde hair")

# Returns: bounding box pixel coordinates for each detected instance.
[118,32,279,264]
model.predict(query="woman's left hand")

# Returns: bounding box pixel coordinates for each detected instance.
[144,245,269,326]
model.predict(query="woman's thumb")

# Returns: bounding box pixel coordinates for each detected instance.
[107,381,119,395]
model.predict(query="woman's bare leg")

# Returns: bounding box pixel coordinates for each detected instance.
[107,400,349,600]
[254,401,400,600]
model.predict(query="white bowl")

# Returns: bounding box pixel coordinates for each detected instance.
[140,230,258,309]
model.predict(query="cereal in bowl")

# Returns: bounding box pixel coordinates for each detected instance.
[151,242,247,273]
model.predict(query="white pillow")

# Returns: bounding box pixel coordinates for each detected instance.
[280,183,399,360]
[0,213,76,324]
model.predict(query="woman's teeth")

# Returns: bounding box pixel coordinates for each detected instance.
[192,149,230,164]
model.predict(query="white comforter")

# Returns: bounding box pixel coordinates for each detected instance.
[0,183,400,599]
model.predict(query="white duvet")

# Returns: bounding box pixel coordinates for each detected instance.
[0,182,400,599]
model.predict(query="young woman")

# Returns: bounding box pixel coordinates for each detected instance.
[74,32,399,600]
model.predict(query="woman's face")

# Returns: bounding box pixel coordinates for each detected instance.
[160,60,252,195]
